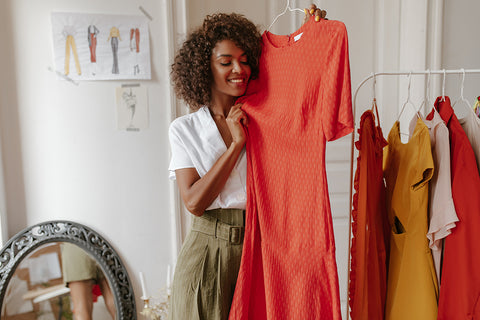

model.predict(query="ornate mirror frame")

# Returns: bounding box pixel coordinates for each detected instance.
[0,220,136,319]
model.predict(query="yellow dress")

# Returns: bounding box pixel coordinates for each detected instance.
[383,119,438,320]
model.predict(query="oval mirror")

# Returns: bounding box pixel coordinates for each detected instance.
[0,221,136,319]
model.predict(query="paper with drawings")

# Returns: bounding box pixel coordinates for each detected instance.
[51,12,151,80]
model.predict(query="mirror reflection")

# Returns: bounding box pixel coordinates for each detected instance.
[1,242,115,320]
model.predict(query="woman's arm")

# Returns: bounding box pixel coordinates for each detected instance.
[175,104,247,216]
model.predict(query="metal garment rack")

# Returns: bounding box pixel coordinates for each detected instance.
[345,68,480,320]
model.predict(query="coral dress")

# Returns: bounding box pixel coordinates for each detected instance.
[229,17,353,320]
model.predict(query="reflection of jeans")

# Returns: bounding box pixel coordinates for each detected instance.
[111,37,119,74]
[65,35,81,75]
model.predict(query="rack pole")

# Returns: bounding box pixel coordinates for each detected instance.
[346,68,480,320]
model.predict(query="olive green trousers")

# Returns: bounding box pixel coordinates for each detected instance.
[168,208,245,320]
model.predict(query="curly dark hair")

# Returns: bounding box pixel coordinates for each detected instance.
[171,13,262,111]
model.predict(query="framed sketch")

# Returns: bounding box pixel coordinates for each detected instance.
[51,12,151,80]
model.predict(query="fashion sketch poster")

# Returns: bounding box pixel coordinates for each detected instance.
[51,12,151,80]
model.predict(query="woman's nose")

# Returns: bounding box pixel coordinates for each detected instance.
[232,61,243,74]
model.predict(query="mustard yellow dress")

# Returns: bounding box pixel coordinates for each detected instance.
[383,119,438,320]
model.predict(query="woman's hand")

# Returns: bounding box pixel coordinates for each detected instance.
[303,4,327,24]
[226,103,248,147]
[175,104,248,216]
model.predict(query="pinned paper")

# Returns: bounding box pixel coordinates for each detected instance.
[115,85,149,131]
[51,12,152,81]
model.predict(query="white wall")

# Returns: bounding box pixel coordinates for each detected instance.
[0,0,173,317]
[442,1,480,114]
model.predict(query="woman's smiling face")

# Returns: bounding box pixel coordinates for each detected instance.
[210,39,252,101]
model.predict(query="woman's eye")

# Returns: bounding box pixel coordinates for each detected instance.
[220,62,231,66]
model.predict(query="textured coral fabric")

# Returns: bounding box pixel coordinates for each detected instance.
[229,17,353,320]
[349,109,389,320]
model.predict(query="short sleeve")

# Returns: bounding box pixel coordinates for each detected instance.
[168,120,195,180]
[321,24,354,141]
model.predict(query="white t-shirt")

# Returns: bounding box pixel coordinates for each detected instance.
[168,106,247,210]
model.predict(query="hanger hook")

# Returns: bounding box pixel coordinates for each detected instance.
[460,68,466,99]
[425,69,431,102]
[441,69,446,102]
[407,71,412,101]
[372,72,377,102]
[267,0,304,31]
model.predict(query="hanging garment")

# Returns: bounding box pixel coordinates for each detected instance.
[229,17,353,320]
[349,107,389,320]
[409,110,458,284]
[383,118,438,320]
[430,96,480,320]
[458,106,480,172]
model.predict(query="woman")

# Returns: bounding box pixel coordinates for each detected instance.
[168,8,324,320]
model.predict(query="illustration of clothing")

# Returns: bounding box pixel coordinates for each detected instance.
[108,27,121,74]
[63,26,81,76]
[87,25,100,63]
[130,28,140,75]
[122,89,137,127]
[130,28,140,52]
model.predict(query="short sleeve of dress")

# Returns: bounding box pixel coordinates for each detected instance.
[168,120,195,180]
[320,24,354,141]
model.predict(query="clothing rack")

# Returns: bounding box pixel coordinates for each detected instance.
[346,68,480,320]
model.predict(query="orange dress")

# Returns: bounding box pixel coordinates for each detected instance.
[349,108,389,320]
[229,17,353,320]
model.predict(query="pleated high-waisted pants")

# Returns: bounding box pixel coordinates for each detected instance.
[168,208,245,320]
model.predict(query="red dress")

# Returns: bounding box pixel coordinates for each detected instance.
[429,97,480,319]
[229,17,353,320]
[349,108,389,320]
